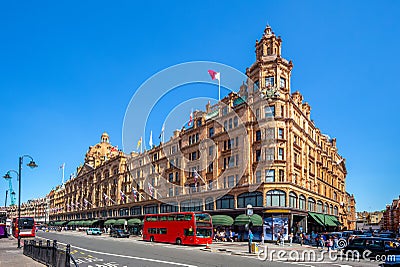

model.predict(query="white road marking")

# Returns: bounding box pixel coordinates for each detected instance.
[36,236,197,267]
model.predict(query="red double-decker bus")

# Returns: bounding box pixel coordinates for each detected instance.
[143,212,212,245]
[12,217,36,238]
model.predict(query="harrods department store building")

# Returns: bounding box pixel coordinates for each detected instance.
[48,26,356,234]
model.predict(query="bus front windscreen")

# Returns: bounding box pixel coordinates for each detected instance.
[196,228,212,238]
[195,213,211,223]
[19,218,34,229]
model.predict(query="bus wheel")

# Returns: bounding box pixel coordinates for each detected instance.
[150,236,154,242]
[176,238,182,245]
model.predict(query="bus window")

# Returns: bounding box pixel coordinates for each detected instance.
[167,215,175,221]
[184,214,192,221]
[176,215,185,221]
[160,216,167,221]
[195,213,211,222]
[196,228,212,238]
[146,216,158,221]
[159,228,167,234]
[148,228,157,234]
[184,228,194,236]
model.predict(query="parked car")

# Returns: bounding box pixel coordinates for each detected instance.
[110,229,130,238]
[381,254,400,267]
[86,228,102,235]
[343,237,400,258]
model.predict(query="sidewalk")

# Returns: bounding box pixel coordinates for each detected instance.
[0,237,44,266]
[201,241,318,256]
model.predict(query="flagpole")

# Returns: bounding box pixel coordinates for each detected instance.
[218,76,221,102]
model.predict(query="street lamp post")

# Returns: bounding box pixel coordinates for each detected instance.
[4,155,38,249]
[4,190,8,207]
[246,204,253,253]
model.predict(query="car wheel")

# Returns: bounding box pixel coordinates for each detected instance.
[150,236,154,242]
[176,238,182,245]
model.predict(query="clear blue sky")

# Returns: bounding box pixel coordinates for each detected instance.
[1,1,399,212]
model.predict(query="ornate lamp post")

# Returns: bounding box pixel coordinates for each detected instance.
[4,155,38,248]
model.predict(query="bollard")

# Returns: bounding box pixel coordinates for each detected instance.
[66,244,71,267]
[52,240,57,267]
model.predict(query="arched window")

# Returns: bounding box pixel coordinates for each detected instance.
[330,204,333,215]
[216,195,234,209]
[324,203,329,214]
[334,206,338,216]
[317,200,323,213]
[299,195,306,210]
[180,199,203,212]
[289,192,298,208]
[266,190,286,207]
[308,198,316,212]
[237,192,263,208]
[205,197,214,210]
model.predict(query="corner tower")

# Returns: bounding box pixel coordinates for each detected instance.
[246,25,293,95]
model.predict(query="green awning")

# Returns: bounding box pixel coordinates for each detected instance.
[67,221,76,226]
[326,215,342,226]
[114,219,127,226]
[234,214,263,226]
[82,220,93,226]
[54,221,66,226]
[309,212,325,226]
[104,219,116,226]
[211,215,234,226]
[76,221,84,226]
[127,218,142,226]
[91,220,99,225]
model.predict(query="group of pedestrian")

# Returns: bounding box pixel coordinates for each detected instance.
[315,234,339,251]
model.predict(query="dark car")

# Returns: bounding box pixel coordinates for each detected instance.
[110,229,130,238]
[381,254,400,267]
[344,237,400,258]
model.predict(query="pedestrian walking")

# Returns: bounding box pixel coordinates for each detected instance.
[289,233,293,246]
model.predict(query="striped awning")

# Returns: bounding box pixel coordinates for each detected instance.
[127,218,142,226]
[211,215,234,226]
[104,219,116,226]
[114,219,127,226]
[234,214,263,226]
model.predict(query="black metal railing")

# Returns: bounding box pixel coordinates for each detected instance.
[23,239,79,267]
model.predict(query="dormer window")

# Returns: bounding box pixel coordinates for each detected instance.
[253,81,259,92]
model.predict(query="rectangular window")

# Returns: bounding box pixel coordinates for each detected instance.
[265,170,275,182]
[265,77,274,87]
[209,127,214,137]
[256,108,260,119]
[279,170,285,182]
[235,154,239,166]
[256,130,261,141]
[265,105,275,118]
[256,170,261,183]
[208,162,213,173]
[222,106,228,116]
[266,128,275,139]
[278,128,284,139]
[208,145,214,156]
[168,188,173,197]
[223,121,228,132]
[228,175,235,188]
[228,156,234,168]
[280,77,286,88]
[254,81,259,92]
[168,173,173,182]
[175,172,179,182]
[266,148,274,161]
[278,148,284,160]
[235,137,239,147]
[228,118,232,129]
[256,150,261,162]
